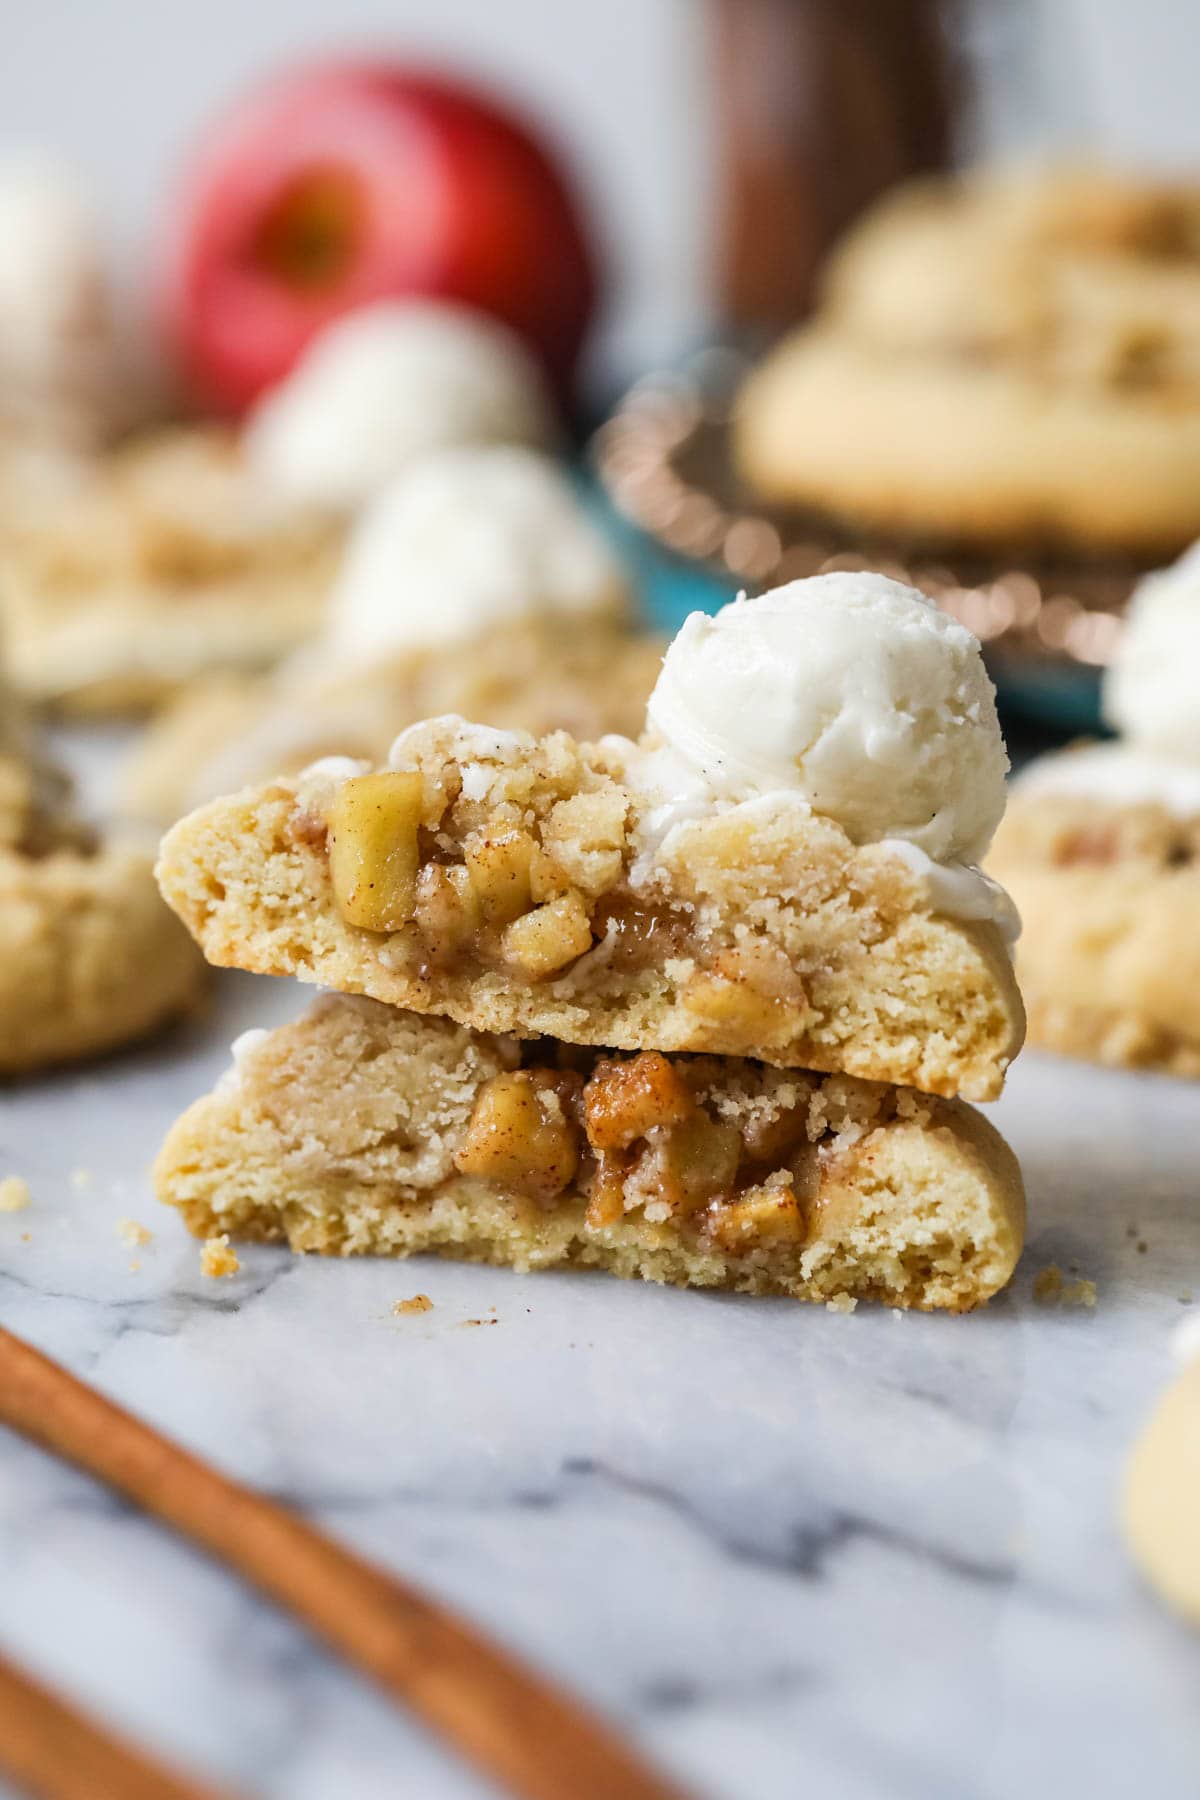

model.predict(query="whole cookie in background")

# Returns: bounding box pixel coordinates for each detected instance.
[736,165,1200,561]
[988,543,1200,1076]
[0,671,204,1074]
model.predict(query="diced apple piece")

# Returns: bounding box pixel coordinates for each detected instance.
[660,1110,742,1210]
[584,1051,695,1151]
[413,862,481,959]
[328,771,424,931]
[453,1070,580,1202]
[465,829,536,924]
[708,1182,807,1250]
[500,890,593,977]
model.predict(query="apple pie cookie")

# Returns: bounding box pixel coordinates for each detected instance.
[0,426,341,713]
[990,770,1200,1076]
[155,992,1024,1312]
[989,543,1200,1074]
[158,596,1025,1105]
[0,713,205,1073]
[736,166,1200,558]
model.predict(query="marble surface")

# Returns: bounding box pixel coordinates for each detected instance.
[1,743,1199,1799]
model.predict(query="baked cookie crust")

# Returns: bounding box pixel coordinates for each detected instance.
[990,789,1200,1075]
[736,167,1200,559]
[155,993,1025,1312]
[0,836,206,1074]
[0,713,205,1072]
[156,719,1024,1100]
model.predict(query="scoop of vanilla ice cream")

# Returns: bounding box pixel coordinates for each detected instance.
[0,155,118,444]
[244,301,555,512]
[1104,543,1200,758]
[646,573,1009,864]
[325,446,629,661]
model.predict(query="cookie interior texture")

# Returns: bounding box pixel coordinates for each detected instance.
[155,728,1024,1100]
[989,791,1200,1074]
[155,993,1025,1312]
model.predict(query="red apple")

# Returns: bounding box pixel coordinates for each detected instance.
[156,60,601,416]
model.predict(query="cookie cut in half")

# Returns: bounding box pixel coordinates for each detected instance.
[157,712,1024,1101]
[155,993,1025,1313]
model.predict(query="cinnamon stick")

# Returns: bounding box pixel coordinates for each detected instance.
[0,1650,234,1800]
[0,1326,691,1800]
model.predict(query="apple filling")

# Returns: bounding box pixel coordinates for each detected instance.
[316,766,807,1038]
[452,1048,815,1252]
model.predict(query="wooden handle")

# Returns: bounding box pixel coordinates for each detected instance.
[0,1650,234,1800]
[0,1327,691,1800]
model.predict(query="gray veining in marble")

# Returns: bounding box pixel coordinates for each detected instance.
[1,732,1198,1800]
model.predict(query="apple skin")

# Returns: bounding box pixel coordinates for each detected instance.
[156,61,602,416]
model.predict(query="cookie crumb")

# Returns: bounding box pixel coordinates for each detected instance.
[128,1260,141,1274]
[1034,1265,1096,1308]
[825,1292,857,1314]
[200,1234,240,1279]
[116,1217,152,1249]
[1137,1240,1148,1255]
[70,1168,93,1191]
[0,1177,31,1213]
[393,1294,433,1316]
[460,1317,499,1328]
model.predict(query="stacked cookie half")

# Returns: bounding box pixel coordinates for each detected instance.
[154,574,1027,1313]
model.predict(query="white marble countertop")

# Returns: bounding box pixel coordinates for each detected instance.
[2,736,1199,1799]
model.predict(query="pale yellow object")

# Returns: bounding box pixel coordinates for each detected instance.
[1122,1360,1200,1624]
[0,1176,30,1212]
